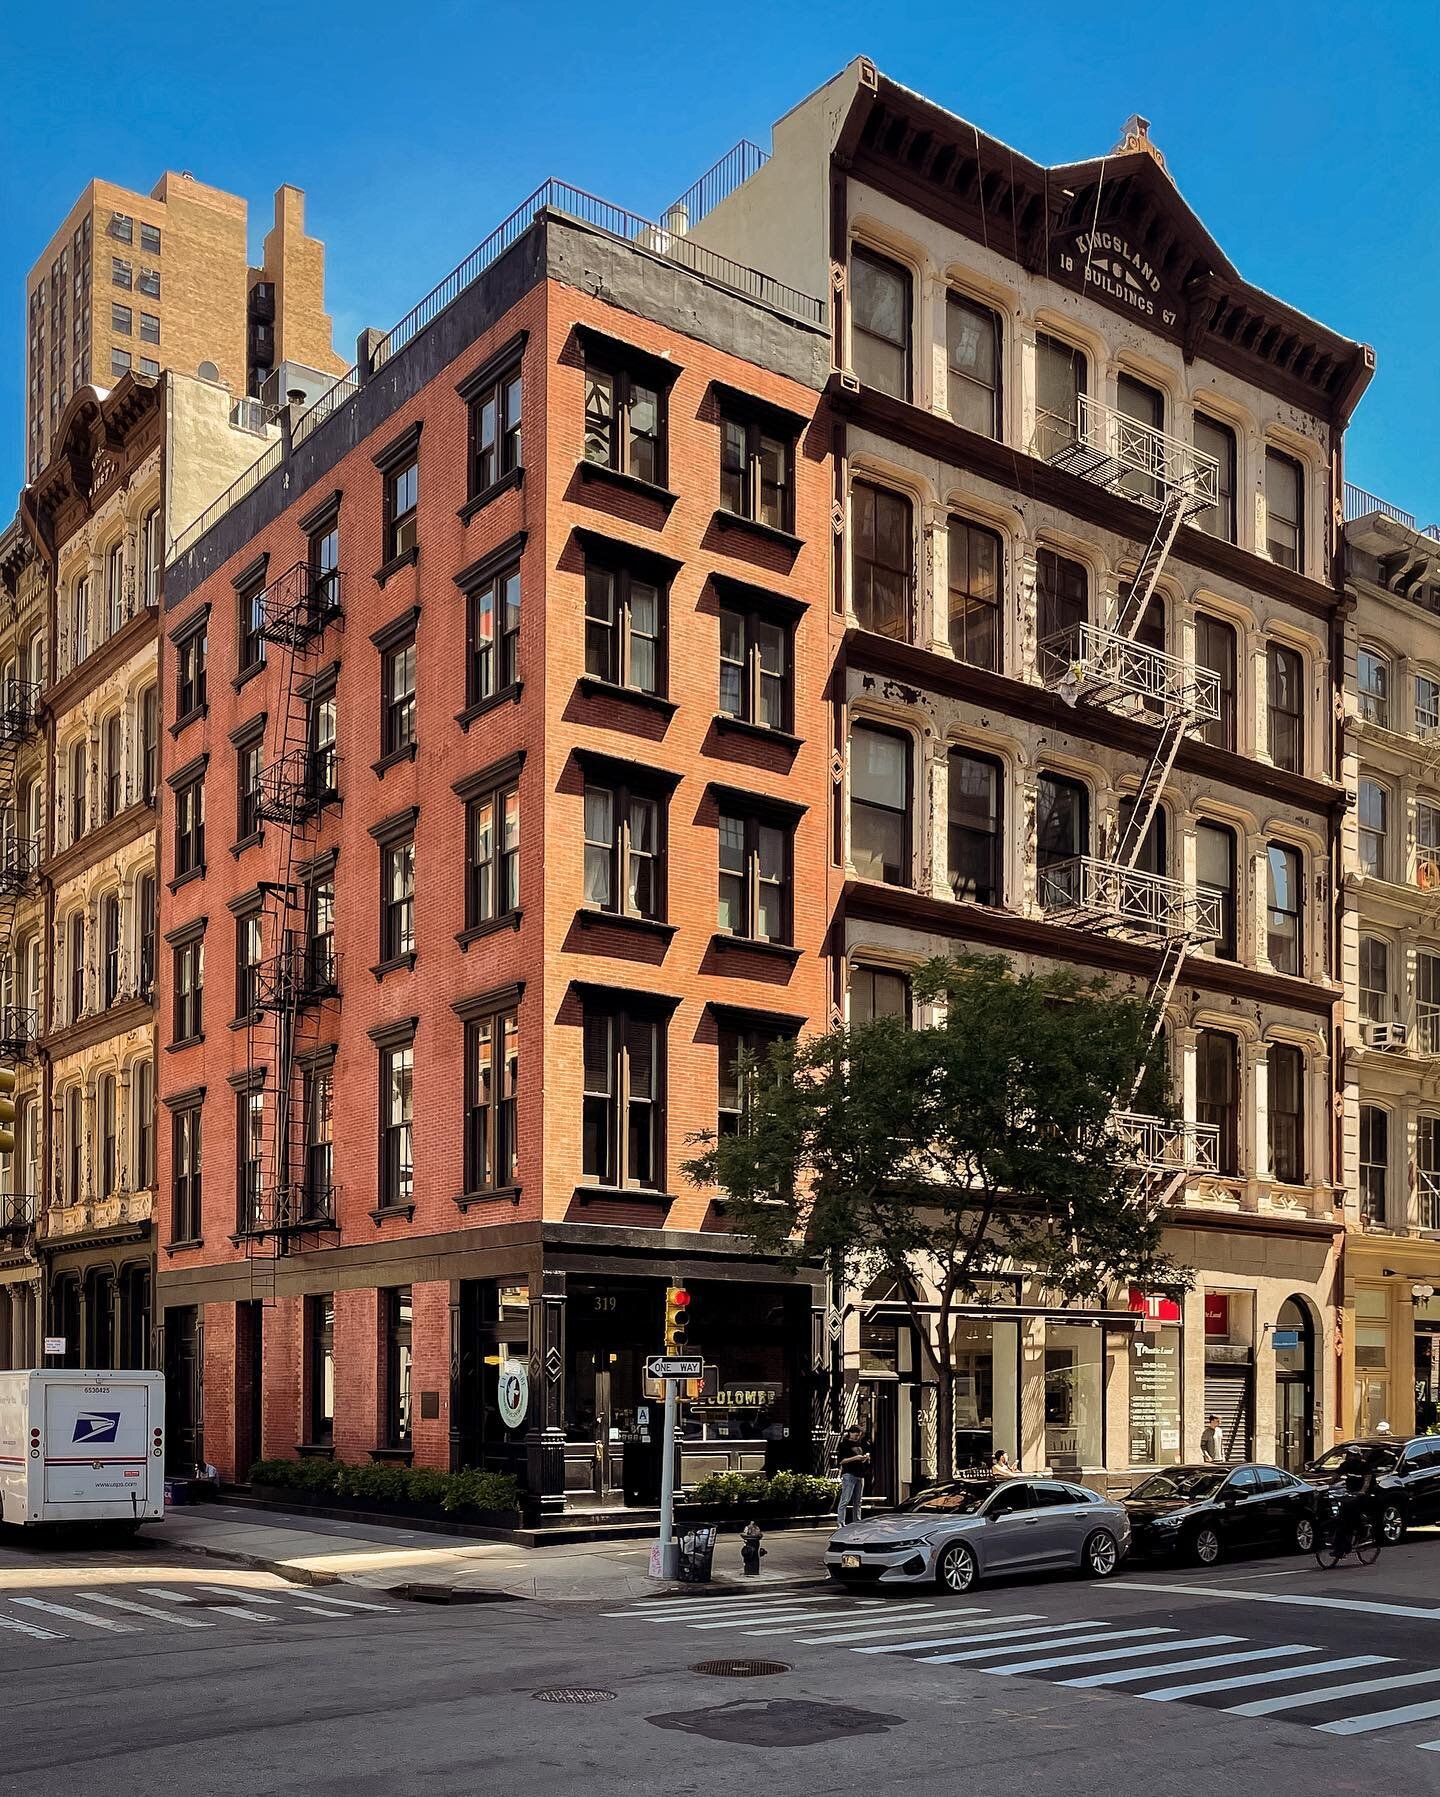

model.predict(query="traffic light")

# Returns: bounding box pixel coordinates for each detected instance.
[0,1068,15,1155]
[664,1285,691,1355]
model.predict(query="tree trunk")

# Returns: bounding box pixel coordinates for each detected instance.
[935,1353,955,1484]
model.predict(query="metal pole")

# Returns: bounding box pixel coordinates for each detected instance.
[652,1376,681,1581]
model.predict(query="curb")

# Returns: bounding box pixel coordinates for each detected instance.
[156,1533,342,1589]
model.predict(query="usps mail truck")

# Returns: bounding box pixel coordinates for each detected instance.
[0,1370,165,1527]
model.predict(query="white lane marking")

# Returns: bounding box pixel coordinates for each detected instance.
[1113,1581,1440,1623]
[604,1597,842,1621]
[196,1587,283,1604]
[291,1604,357,1618]
[139,1588,199,1604]
[10,1596,137,1633]
[625,1593,854,1615]
[1061,1643,1320,1689]
[270,1591,393,1613]
[688,1608,845,1631]
[0,1616,65,1641]
[1142,1655,1392,1703]
[1227,1666,1440,1718]
[852,1616,1053,1655]
[984,1633,1240,1677]
[790,1612,992,1645]
[1319,1694,1440,1736]
[923,1626,1162,1666]
[73,1592,215,1629]
[747,1602,948,1637]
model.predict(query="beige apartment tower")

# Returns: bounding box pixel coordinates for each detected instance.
[25,176,345,480]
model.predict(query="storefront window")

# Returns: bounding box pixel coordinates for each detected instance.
[951,1315,1018,1471]
[1129,1327,1182,1466]
[1415,1293,1440,1434]
[1044,1324,1104,1472]
[1354,1285,1390,1435]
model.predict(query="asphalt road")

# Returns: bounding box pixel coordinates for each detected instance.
[7,1527,1440,1795]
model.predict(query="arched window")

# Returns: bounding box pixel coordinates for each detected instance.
[142,507,161,607]
[102,893,122,1006]
[132,1057,154,1190]
[68,740,86,844]
[1357,647,1391,728]
[1359,936,1390,1024]
[1196,1029,1240,1176]
[97,1072,117,1201]
[1359,1104,1389,1225]
[103,713,123,821]
[105,540,125,637]
[1266,842,1303,974]
[70,576,90,670]
[1267,1042,1304,1184]
[138,685,158,805]
[64,1086,83,1204]
[68,911,85,1022]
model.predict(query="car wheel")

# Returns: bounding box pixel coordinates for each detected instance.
[936,1541,978,1594]
[1380,1502,1406,1545]
[1191,1524,1222,1567]
[1082,1529,1120,1579]
[1293,1514,1316,1554]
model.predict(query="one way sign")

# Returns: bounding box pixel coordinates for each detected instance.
[645,1356,702,1380]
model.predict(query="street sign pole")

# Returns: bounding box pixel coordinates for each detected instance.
[652,1376,681,1580]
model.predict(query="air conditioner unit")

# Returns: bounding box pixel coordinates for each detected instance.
[1369,1020,1408,1051]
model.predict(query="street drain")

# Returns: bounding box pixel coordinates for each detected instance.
[531,1687,617,1705]
[690,1659,791,1679]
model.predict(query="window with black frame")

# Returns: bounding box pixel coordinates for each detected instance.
[719,603,790,732]
[379,1041,414,1210]
[1196,1028,1239,1175]
[850,964,912,1025]
[717,1020,794,1135]
[1035,548,1087,650]
[1268,1043,1304,1184]
[946,293,1002,437]
[306,1296,334,1445]
[172,1105,202,1242]
[237,1088,263,1231]
[382,636,417,757]
[467,563,520,707]
[1194,414,1237,542]
[466,780,519,928]
[468,361,522,499]
[235,910,262,1019]
[385,456,418,562]
[1035,772,1089,908]
[305,1066,334,1218]
[236,735,263,844]
[175,621,207,719]
[947,748,1002,905]
[583,779,662,921]
[948,519,1002,670]
[1267,642,1303,773]
[719,408,794,532]
[850,248,910,398]
[465,1005,518,1195]
[385,1289,413,1449]
[584,556,664,696]
[851,482,912,641]
[381,836,415,962]
[174,773,204,877]
[717,807,791,944]
[584,360,663,484]
[1196,614,1238,751]
[581,997,664,1190]
[849,724,909,885]
[1266,842,1302,974]
[102,893,121,1006]
[1196,820,1237,959]
[237,578,266,677]
[172,935,203,1043]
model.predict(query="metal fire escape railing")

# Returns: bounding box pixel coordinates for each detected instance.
[0,683,43,1116]
[1035,400,1222,1196]
[240,562,343,1251]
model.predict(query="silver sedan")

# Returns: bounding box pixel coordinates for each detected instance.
[825,1476,1131,1594]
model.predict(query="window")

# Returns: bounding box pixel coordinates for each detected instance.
[947,519,1001,669]
[71,576,90,668]
[237,579,265,675]
[237,1088,264,1232]
[139,685,159,802]
[850,965,911,1025]
[138,874,156,995]
[68,911,85,1021]
[1197,1029,1239,1176]
[308,518,340,614]
[1266,843,1302,974]
[466,779,520,928]
[65,1087,83,1204]
[1196,615,1238,751]
[584,358,665,483]
[850,248,910,398]
[719,606,790,732]
[1266,449,1304,571]
[305,1067,334,1218]
[139,313,159,345]
[1357,648,1390,728]
[105,542,126,637]
[385,456,418,561]
[1267,643,1303,772]
[1417,673,1440,737]
[1036,773,1089,908]
[850,724,910,885]
[947,749,1002,905]
[176,622,206,717]
[467,564,520,705]
[381,836,415,961]
[174,774,204,876]
[581,998,663,1189]
[468,363,522,497]
[1358,778,1388,878]
[584,780,661,920]
[465,1007,519,1194]
[946,294,1001,436]
[717,808,791,943]
[1034,332,1086,458]
[719,411,793,531]
[1268,1043,1304,1183]
[97,1074,117,1202]
[306,875,336,992]
[1035,548,1087,649]
[173,936,203,1042]
[139,222,161,255]
[1193,414,1237,542]
[1359,936,1390,1024]
[307,690,338,803]
[382,637,416,756]
[139,356,159,380]
[112,258,132,290]
[103,713,122,819]
[110,348,130,379]
[68,740,86,843]
[1421,801,1440,888]
[236,736,262,842]
[112,303,132,335]
[584,558,663,695]
[1119,796,1167,877]
[1194,822,1237,961]
[384,1290,413,1450]
[235,911,262,1018]
[1359,1104,1389,1224]
[718,1021,792,1135]
[172,1106,202,1242]
[102,893,121,1007]
[851,482,912,640]
[137,267,160,299]
[379,1042,414,1210]
[1115,373,1165,503]
[306,1296,334,1446]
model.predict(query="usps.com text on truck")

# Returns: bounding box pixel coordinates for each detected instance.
[0,1371,165,1527]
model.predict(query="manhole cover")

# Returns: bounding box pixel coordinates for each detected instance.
[691,1659,791,1679]
[531,1687,617,1705]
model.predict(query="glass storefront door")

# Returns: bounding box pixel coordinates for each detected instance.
[950,1316,1018,1470]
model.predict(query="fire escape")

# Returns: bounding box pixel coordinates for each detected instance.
[0,677,42,1246]
[1034,395,1223,1204]
[241,559,343,1257]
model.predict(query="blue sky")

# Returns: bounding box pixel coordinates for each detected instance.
[4,0,1435,516]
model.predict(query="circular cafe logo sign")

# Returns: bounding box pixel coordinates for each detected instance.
[498,1359,529,1430]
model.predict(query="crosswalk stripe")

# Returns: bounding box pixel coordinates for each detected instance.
[73,1592,215,1629]
[291,1604,357,1618]
[851,1615,1048,1655]
[922,1626,1153,1666]
[1060,1644,1319,1689]
[0,1615,65,1640]
[790,1612,991,1645]
[631,1593,849,1614]
[1226,1666,1440,1718]
[10,1596,137,1633]
[747,1603,947,1637]
[687,1607,842,1631]
[1318,1694,1440,1736]
[1115,1581,1440,1623]
[983,1632,1236,1677]
[604,1597,842,1621]
[1142,1656,1391,1704]
[196,1587,283,1604]
[272,1591,393,1613]
[138,1588,199,1604]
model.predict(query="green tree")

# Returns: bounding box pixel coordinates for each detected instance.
[685,954,1192,1483]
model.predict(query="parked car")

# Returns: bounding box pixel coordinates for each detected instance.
[1123,1462,1318,1565]
[1304,1436,1440,1544]
[825,1476,1130,1594]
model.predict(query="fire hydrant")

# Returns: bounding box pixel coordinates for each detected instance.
[740,1519,766,1576]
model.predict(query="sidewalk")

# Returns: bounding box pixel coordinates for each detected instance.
[145,1503,835,1603]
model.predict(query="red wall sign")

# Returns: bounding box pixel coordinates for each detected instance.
[1128,1289,1181,1322]
[1205,1293,1231,1337]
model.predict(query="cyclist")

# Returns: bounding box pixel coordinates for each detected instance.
[1331,1445,1380,1557]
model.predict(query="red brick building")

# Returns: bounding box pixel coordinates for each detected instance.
[156,184,832,1513]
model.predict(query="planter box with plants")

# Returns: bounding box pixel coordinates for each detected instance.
[248,1458,521,1526]
[679,1471,839,1521]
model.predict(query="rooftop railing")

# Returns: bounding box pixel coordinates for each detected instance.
[662,139,770,235]
[1345,481,1440,539]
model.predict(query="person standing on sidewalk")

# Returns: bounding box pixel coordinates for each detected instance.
[835,1426,871,1526]
[1200,1414,1223,1462]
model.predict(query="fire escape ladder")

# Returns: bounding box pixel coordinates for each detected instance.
[1114,710,1189,872]
[1110,485,1191,642]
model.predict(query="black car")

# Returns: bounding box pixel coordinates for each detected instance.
[1304,1436,1440,1544]
[1122,1462,1318,1565]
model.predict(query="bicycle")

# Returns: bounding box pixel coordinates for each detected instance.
[1313,1506,1382,1570]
